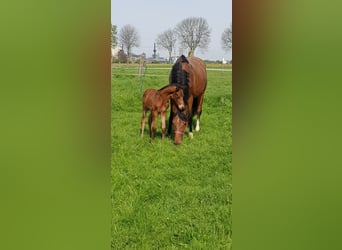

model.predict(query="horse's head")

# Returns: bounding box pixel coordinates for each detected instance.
[172,110,188,145]
[171,87,185,111]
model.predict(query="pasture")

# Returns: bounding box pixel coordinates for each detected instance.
[111,62,232,249]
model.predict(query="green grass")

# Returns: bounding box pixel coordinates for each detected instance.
[111,63,232,249]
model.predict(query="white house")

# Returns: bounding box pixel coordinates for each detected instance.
[111,45,121,59]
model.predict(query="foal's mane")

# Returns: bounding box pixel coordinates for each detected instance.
[170,55,189,104]
[158,85,174,91]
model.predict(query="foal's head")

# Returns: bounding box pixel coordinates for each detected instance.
[171,87,185,111]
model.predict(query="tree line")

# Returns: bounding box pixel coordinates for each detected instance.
[112,17,232,63]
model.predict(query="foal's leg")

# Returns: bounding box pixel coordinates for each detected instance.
[148,113,152,139]
[151,110,158,140]
[161,111,166,139]
[195,94,205,132]
[141,108,146,137]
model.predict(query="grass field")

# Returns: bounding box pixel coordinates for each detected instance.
[111,63,232,249]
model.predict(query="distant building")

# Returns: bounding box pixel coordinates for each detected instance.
[111,45,121,59]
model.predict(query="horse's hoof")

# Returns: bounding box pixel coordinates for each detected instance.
[189,132,194,138]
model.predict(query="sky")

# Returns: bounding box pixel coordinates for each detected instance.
[111,0,232,61]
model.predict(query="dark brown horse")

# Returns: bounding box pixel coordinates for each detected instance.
[167,55,207,145]
[141,85,184,140]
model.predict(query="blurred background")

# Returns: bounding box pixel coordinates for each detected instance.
[1,0,342,249]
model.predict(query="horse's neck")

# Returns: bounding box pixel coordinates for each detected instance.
[158,86,175,100]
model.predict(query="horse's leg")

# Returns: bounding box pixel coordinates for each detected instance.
[161,111,166,139]
[195,93,205,131]
[167,100,173,136]
[141,108,146,137]
[187,95,194,138]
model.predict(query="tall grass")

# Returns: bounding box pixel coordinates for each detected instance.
[111,63,232,249]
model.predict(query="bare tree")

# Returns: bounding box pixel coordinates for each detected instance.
[175,17,211,55]
[221,23,232,52]
[156,29,177,63]
[118,24,140,62]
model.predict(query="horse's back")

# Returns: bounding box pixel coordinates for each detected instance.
[188,56,206,71]
[143,89,158,108]
[188,56,207,96]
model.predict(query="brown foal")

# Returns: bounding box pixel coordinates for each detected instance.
[141,85,184,140]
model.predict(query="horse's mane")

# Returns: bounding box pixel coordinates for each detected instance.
[170,55,189,104]
[177,109,188,121]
